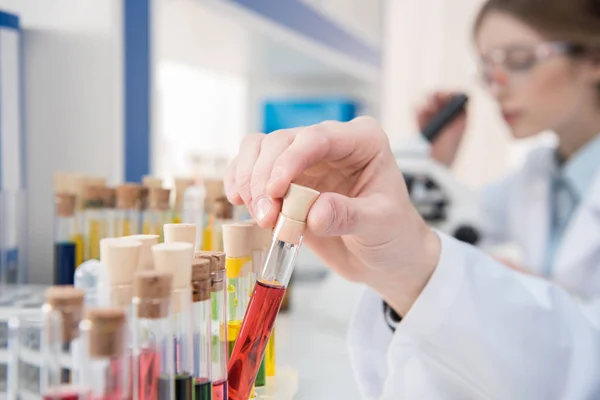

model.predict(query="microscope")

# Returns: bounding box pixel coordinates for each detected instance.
[393,94,482,245]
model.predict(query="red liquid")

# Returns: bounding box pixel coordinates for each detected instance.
[138,348,160,400]
[227,281,285,400]
[212,379,227,400]
[43,387,87,400]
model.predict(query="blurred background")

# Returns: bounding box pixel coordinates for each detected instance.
[0,0,549,398]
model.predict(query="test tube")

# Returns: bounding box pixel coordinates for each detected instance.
[211,197,233,252]
[98,237,142,310]
[182,180,206,252]
[152,242,195,400]
[191,258,212,399]
[227,184,319,400]
[250,223,275,379]
[79,308,130,399]
[202,179,225,251]
[132,271,175,400]
[123,234,160,271]
[82,185,106,261]
[172,178,194,223]
[54,193,80,285]
[221,224,253,359]
[143,188,171,239]
[115,184,141,237]
[103,187,116,241]
[43,286,86,389]
[195,251,227,400]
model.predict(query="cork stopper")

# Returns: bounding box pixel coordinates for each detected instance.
[143,176,163,189]
[44,286,85,343]
[82,185,105,208]
[100,238,142,287]
[191,258,210,281]
[204,179,224,210]
[102,187,116,209]
[222,223,253,258]
[87,176,107,188]
[55,193,76,217]
[151,242,193,290]
[134,271,172,319]
[214,196,233,219]
[123,234,160,271]
[163,223,196,246]
[86,308,126,357]
[148,188,171,211]
[191,258,211,302]
[116,184,140,209]
[281,184,320,222]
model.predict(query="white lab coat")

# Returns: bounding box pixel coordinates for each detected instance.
[347,146,600,399]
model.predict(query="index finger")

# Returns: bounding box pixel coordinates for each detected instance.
[266,117,384,199]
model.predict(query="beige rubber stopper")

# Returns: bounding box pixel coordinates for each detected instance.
[151,242,193,290]
[149,188,171,211]
[116,183,140,209]
[247,221,272,250]
[55,193,76,217]
[53,172,72,195]
[100,238,142,287]
[163,223,196,246]
[86,308,126,357]
[281,183,320,222]
[204,179,225,210]
[143,176,163,189]
[222,223,253,258]
[44,286,85,342]
[123,234,159,271]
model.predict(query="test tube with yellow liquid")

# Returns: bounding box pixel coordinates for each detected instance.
[82,185,106,261]
[142,188,171,240]
[211,196,233,252]
[172,177,194,223]
[114,183,141,237]
[202,179,225,251]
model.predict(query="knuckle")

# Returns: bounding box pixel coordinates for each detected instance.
[300,125,329,147]
[240,133,263,150]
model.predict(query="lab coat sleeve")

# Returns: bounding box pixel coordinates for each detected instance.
[479,174,515,247]
[347,232,600,400]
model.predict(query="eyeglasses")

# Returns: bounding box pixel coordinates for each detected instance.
[477,41,583,87]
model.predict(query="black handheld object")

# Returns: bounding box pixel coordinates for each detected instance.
[421,93,469,144]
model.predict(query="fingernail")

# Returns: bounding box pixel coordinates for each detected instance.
[255,197,272,221]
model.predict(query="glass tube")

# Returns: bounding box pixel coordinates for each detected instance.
[191,260,212,400]
[208,263,227,400]
[226,256,250,358]
[82,186,106,261]
[132,271,175,400]
[79,308,129,400]
[115,184,141,237]
[54,194,79,285]
[227,219,303,400]
[182,183,206,252]
[142,188,171,241]
[171,287,194,400]
[1,189,27,285]
[103,188,116,241]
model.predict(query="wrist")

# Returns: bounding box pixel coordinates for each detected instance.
[366,221,441,317]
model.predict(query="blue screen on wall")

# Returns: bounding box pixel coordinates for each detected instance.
[263,98,358,133]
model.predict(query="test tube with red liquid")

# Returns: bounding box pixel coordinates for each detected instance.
[195,251,228,400]
[152,241,195,400]
[191,258,213,399]
[132,270,175,400]
[79,308,130,400]
[227,184,320,400]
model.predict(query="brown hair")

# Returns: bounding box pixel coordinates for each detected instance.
[474,0,600,53]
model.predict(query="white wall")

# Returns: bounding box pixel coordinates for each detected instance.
[381,0,513,189]
[0,0,124,283]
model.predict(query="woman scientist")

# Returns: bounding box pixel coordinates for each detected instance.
[419,0,600,295]
[224,0,600,398]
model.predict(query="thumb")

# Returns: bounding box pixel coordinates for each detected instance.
[307,192,366,237]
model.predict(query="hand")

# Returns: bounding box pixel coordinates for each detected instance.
[416,91,468,166]
[225,117,441,316]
